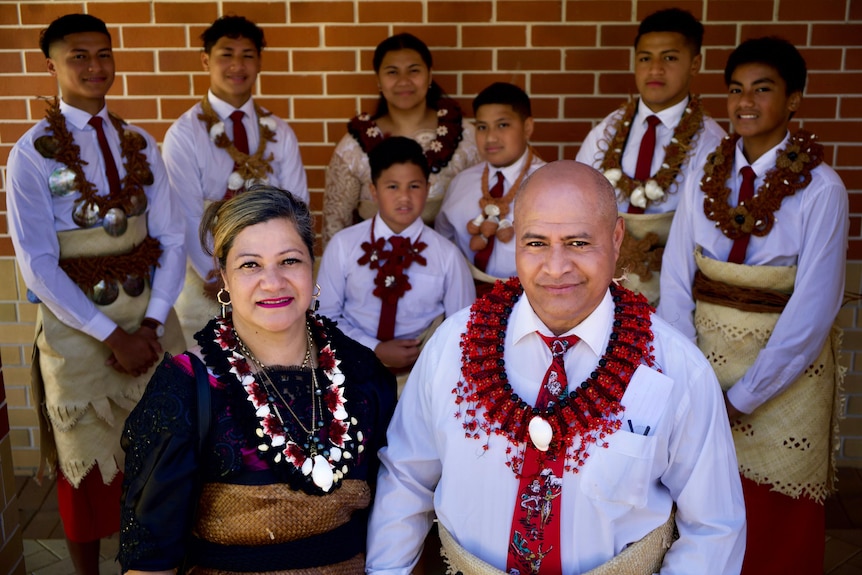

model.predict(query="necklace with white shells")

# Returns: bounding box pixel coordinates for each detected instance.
[214,313,358,493]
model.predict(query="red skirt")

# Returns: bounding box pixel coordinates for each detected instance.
[57,465,122,542]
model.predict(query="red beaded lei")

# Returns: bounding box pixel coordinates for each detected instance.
[454,277,656,476]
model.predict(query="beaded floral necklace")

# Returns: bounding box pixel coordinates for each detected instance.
[198,94,277,195]
[357,217,428,304]
[454,278,655,476]
[213,312,358,494]
[35,97,153,228]
[701,131,822,239]
[348,97,464,174]
[600,96,705,210]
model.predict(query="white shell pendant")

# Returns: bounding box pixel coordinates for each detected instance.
[311,454,334,492]
[528,416,553,452]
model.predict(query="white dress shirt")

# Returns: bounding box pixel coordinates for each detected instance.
[576,97,726,213]
[163,91,308,279]
[316,216,475,352]
[659,132,848,414]
[6,101,185,342]
[435,149,545,278]
[367,290,745,574]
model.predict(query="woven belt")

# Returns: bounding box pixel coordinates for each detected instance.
[692,269,790,314]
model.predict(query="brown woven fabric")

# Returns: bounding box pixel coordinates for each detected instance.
[59,234,162,293]
[189,553,365,575]
[692,269,790,314]
[194,479,370,545]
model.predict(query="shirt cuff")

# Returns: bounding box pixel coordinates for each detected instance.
[145,297,173,326]
[725,383,759,415]
[84,313,120,343]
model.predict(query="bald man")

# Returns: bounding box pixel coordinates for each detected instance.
[366,161,745,575]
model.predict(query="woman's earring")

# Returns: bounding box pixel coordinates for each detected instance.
[217,288,231,318]
[311,283,321,312]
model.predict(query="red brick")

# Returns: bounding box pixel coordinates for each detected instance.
[808,73,862,95]
[565,48,629,72]
[837,146,862,168]
[433,49,493,71]
[703,24,737,47]
[779,1,845,21]
[0,100,27,121]
[700,97,730,123]
[498,1,562,22]
[598,72,637,95]
[300,144,338,166]
[850,240,862,261]
[159,97,201,121]
[0,28,40,50]
[853,0,862,20]
[293,50,356,72]
[325,25,389,48]
[327,73,379,95]
[359,1,422,23]
[391,26,459,47]
[122,26,186,49]
[222,2,287,24]
[127,74,190,96]
[600,25,640,48]
[530,97,559,119]
[636,1,704,20]
[24,51,48,74]
[259,74,324,96]
[812,24,862,47]
[531,25,597,47]
[290,1,353,23]
[0,75,55,97]
[0,52,22,74]
[704,48,733,73]
[108,98,158,121]
[429,2,493,22]
[739,24,808,46]
[0,148,8,167]
[806,121,862,143]
[117,50,155,73]
[499,49,562,71]
[135,121,170,141]
[327,121,352,144]
[849,191,862,212]
[0,5,19,25]
[89,2,151,24]
[463,73,527,95]
[707,0,772,21]
[294,98,357,120]
[154,2,218,24]
[261,51,289,72]
[796,97,838,119]
[532,73,595,95]
[843,97,862,120]
[158,50,201,73]
[463,25,527,48]
[564,96,629,119]
[690,72,726,95]
[565,1,632,22]
[0,236,13,257]
[253,97,290,118]
[21,3,85,25]
[284,121,324,143]
[848,49,862,71]
[535,144,564,161]
[263,26,320,48]
[308,183,324,208]
[532,120,592,142]
[850,215,861,238]
[0,122,30,143]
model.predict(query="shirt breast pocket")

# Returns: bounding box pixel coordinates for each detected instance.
[579,430,656,508]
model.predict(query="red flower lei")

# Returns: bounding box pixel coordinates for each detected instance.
[454,278,655,476]
[347,98,464,174]
[357,218,428,305]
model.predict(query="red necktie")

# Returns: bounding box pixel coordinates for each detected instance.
[727,166,757,264]
[376,235,406,342]
[629,114,661,214]
[230,110,249,154]
[88,116,121,196]
[507,333,580,575]
[474,171,504,272]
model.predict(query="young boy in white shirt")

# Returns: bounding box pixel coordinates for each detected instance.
[317,136,474,378]
[576,8,725,304]
[436,82,544,289]
[163,15,307,346]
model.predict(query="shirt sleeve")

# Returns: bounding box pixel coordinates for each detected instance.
[274,119,309,204]
[6,142,118,341]
[323,148,362,246]
[575,114,611,168]
[728,177,848,414]
[442,242,476,316]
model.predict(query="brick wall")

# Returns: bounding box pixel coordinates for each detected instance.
[0,0,860,471]
[0,355,25,575]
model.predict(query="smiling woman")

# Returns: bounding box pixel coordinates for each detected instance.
[118,185,397,575]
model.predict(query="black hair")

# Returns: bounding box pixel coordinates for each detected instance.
[369,136,430,184]
[201,15,266,54]
[472,82,532,119]
[40,13,111,57]
[371,33,444,119]
[724,36,807,95]
[634,8,704,54]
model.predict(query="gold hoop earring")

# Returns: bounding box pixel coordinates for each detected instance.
[311,283,321,312]
[217,288,231,318]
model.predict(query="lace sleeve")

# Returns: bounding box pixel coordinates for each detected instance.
[323,151,362,245]
[119,355,199,572]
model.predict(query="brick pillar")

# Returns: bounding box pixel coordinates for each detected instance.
[0,356,25,574]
